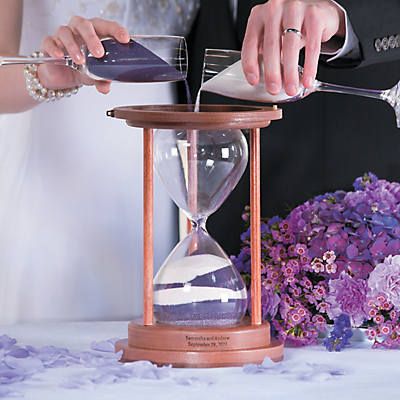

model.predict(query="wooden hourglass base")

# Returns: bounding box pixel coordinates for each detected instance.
[115,319,284,368]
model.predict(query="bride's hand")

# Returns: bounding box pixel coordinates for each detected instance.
[37,16,130,94]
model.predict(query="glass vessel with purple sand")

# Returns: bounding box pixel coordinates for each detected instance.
[0,35,187,83]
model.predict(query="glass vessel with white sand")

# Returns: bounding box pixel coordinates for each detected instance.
[201,49,400,128]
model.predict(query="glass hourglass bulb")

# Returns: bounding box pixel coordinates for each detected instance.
[153,128,248,326]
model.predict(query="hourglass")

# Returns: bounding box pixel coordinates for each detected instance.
[107,104,284,367]
[153,126,248,327]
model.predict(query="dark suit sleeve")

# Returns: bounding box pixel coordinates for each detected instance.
[329,0,400,68]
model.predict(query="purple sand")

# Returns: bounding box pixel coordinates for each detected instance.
[154,298,247,326]
[87,39,185,83]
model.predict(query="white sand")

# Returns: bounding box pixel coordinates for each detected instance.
[154,286,247,306]
[201,60,303,103]
[154,254,232,284]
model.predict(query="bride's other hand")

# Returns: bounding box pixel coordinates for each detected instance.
[38,17,130,94]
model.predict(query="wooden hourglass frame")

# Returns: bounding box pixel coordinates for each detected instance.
[107,104,283,368]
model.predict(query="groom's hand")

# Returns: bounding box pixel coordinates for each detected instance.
[241,0,345,96]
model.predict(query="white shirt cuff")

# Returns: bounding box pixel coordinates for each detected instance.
[321,0,359,62]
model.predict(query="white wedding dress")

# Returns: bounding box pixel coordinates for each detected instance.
[0,0,199,324]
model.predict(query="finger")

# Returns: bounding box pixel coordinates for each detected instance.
[262,2,283,94]
[41,36,64,58]
[303,9,323,88]
[95,80,111,94]
[90,18,130,43]
[79,74,96,86]
[69,16,104,58]
[55,25,84,64]
[241,5,264,85]
[281,2,304,96]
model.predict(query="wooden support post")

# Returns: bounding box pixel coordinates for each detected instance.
[250,128,262,326]
[187,129,198,253]
[143,128,154,326]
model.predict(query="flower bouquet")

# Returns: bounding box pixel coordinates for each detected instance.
[232,173,400,350]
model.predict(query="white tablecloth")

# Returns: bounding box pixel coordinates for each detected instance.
[0,321,398,400]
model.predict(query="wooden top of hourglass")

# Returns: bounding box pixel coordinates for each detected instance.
[106,104,282,129]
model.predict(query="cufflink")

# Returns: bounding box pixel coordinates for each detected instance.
[382,37,389,51]
[374,38,382,52]
[389,35,397,49]
[374,35,400,53]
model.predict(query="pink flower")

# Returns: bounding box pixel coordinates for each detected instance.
[366,328,377,340]
[300,277,312,289]
[300,255,311,265]
[283,265,295,277]
[291,312,301,324]
[270,270,279,280]
[368,255,400,309]
[317,302,330,313]
[312,314,326,326]
[279,221,290,232]
[323,250,336,264]
[313,284,326,300]
[282,232,294,244]
[288,245,296,257]
[325,263,338,274]
[295,244,307,256]
[368,308,377,318]
[270,245,286,262]
[376,295,387,304]
[380,324,392,335]
[286,276,296,284]
[271,230,282,242]
[311,258,324,273]
[289,286,302,297]
[297,307,307,317]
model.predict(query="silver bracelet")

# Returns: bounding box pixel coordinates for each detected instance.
[24,51,81,102]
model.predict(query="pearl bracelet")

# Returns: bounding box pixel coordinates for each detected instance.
[24,51,81,102]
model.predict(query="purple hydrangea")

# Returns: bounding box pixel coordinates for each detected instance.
[233,174,400,349]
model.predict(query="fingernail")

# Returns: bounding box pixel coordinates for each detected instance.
[75,53,82,61]
[120,30,130,41]
[287,84,297,95]
[95,47,104,57]
[268,83,280,94]
[247,73,257,85]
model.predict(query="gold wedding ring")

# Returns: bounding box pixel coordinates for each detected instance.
[282,28,303,39]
